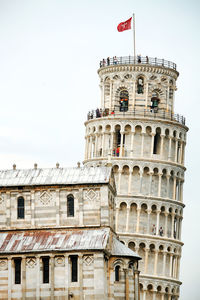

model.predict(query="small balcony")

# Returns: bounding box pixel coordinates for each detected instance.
[99,56,177,71]
[87,108,186,126]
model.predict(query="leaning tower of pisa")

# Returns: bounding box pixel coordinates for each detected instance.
[83,56,188,300]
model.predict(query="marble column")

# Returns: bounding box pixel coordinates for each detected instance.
[164,213,168,237]
[151,133,155,157]
[154,250,158,275]
[156,210,161,235]
[134,270,140,300]
[147,209,151,234]
[160,135,165,159]
[141,132,144,156]
[120,132,124,157]
[158,173,162,197]
[136,208,141,233]
[175,138,178,162]
[162,252,166,276]
[171,213,175,239]
[118,170,122,194]
[144,248,149,273]
[128,171,132,195]
[115,206,119,232]
[173,176,177,200]
[168,136,172,161]
[126,205,130,232]
[124,269,129,300]
[130,132,135,157]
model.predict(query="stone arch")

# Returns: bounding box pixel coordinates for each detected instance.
[128,241,136,252]
[140,203,148,234]
[118,202,127,232]
[157,245,164,276]
[121,165,130,194]
[134,125,142,155]
[129,203,137,233]
[161,168,167,198]
[142,166,150,195]
[152,168,159,197]
[136,74,146,94]
[132,166,140,194]
[124,124,132,155]
[150,205,157,235]
[138,242,146,273]
[146,283,154,300]
[114,85,132,111]
[143,126,152,156]
[148,244,155,275]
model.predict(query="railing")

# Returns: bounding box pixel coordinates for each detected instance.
[87,108,186,125]
[99,56,177,71]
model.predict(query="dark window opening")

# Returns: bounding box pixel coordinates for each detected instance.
[116,130,121,146]
[151,92,159,112]
[17,197,24,219]
[67,195,74,217]
[153,133,161,154]
[120,90,129,112]
[137,77,144,94]
[115,265,120,281]
[70,255,78,282]
[14,258,21,284]
[42,257,49,283]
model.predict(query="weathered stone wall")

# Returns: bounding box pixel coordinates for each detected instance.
[0,184,115,230]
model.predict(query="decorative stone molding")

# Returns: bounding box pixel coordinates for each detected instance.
[0,259,8,270]
[55,256,65,267]
[40,191,52,205]
[26,257,37,268]
[0,195,4,206]
[83,255,94,266]
[85,189,99,202]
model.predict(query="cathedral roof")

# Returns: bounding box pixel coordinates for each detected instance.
[112,237,141,259]
[0,228,140,260]
[0,166,112,187]
[0,228,110,254]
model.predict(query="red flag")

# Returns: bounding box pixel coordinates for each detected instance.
[117,17,132,32]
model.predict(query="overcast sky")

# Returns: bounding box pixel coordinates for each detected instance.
[0,0,199,299]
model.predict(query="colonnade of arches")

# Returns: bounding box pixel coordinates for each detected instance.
[112,164,184,201]
[121,239,181,280]
[85,123,186,165]
[116,201,183,241]
[139,282,180,300]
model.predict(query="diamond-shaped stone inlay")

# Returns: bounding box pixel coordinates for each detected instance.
[83,255,94,266]
[26,257,36,268]
[40,191,52,205]
[86,189,97,201]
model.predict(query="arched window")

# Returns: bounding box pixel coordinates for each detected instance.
[17,197,24,219]
[151,91,160,112]
[120,90,129,112]
[115,265,120,281]
[67,195,74,217]
[137,77,144,94]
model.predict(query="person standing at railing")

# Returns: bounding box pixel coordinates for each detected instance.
[137,54,141,63]
[113,56,118,64]
[103,58,106,66]
[146,56,149,64]
[107,57,110,66]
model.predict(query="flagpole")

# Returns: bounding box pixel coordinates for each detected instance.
[133,13,136,62]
